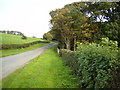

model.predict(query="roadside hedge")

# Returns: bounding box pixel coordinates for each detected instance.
[60,43,120,88]
[76,43,119,88]
[0,41,50,50]
[61,49,79,76]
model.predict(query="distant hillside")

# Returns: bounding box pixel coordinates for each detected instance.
[0,30,24,36]
[0,33,44,44]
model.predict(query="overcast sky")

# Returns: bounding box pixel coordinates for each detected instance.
[0,0,83,38]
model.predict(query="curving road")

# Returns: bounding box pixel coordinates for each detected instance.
[0,43,58,80]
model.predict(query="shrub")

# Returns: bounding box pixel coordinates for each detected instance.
[61,39,119,88]
[76,43,119,88]
[21,35,27,39]
[99,37,118,50]
[61,49,79,76]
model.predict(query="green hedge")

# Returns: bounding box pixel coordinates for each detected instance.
[76,43,119,88]
[61,43,120,88]
[0,41,50,50]
[61,49,79,76]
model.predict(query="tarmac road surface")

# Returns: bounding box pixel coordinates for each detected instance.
[0,43,58,80]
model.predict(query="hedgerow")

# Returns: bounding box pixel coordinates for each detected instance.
[61,38,119,88]
[0,41,50,50]
[76,43,119,88]
[61,49,79,76]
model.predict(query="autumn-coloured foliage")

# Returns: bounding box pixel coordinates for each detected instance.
[49,2,119,50]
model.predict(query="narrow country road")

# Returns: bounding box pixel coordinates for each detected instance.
[0,43,58,80]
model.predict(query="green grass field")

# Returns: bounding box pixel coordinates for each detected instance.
[2,46,78,88]
[0,33,45,44]
[0,42,54,57]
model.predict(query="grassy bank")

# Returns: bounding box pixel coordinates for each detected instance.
[2,46,78,88]
[0,42,53,57]
[0,33,45,44]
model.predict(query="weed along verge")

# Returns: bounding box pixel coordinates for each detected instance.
[2,45,78,88]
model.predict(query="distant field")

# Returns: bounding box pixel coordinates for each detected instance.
[0,33,44,44]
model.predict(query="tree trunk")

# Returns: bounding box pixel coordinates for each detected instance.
[66,40,71,50]
[74,36,76,51]
[61,43,65,49]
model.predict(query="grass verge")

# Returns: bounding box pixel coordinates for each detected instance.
[0,42,54,57]
[2,45,78,88]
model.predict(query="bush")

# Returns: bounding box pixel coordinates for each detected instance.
[76,43,119,88]
[61,42,119,88]
[61,49,79,76]
[99,37,118,50]
[21,35,27,39]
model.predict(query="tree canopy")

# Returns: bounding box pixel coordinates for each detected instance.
[48,1,120,50]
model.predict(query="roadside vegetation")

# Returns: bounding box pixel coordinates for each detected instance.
[2,46,78,88]
[45,1,120,88]
[61,38,119,88]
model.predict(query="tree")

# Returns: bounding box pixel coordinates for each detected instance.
[43,32,53,41]
[86,2,119,46]
[50,8,74,49]
[49,1,119,50]
[50,2,99,50]
[21,35,27,39]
